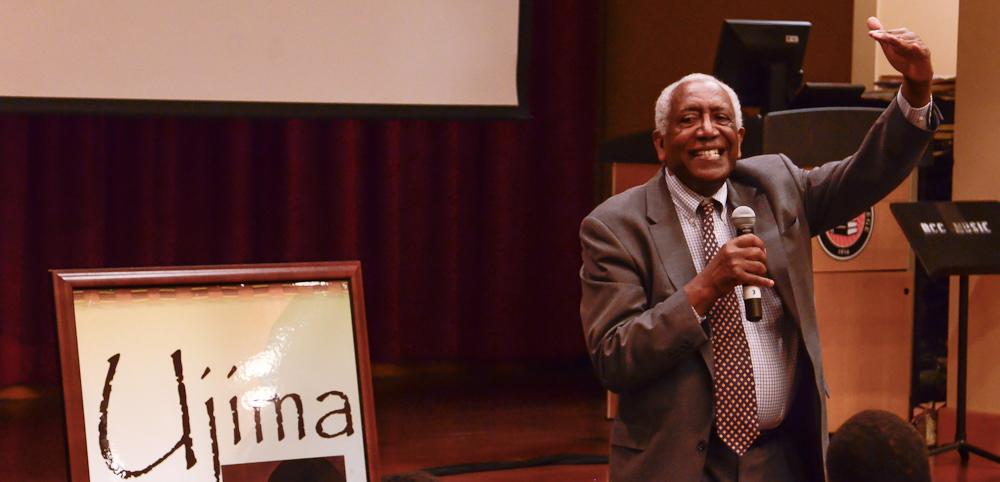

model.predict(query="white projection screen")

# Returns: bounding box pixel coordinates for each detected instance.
[0,0,528,117]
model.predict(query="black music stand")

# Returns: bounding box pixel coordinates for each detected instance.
[891,201,1000,465]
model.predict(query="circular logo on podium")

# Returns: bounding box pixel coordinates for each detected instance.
[819,207,874,261]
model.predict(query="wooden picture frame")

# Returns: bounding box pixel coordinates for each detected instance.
[51,262,379,482]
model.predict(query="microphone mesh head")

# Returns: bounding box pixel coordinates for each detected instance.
[731,205,756,229]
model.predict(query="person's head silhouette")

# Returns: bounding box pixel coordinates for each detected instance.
[827,410,931,482]
[268,457,345,482]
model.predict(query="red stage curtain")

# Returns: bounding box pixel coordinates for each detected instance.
[0,1,599,386]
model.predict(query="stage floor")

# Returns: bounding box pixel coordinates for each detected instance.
[2,362,997,481]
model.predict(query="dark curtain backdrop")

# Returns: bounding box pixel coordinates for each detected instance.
[0,1,600,386]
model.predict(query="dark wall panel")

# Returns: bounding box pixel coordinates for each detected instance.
[603,0,854,139]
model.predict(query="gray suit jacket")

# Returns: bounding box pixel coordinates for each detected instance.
[579,99,934,481]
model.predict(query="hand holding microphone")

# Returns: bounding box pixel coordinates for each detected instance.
[683,206,773,320]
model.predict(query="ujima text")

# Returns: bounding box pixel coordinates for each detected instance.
[98,349,354,481]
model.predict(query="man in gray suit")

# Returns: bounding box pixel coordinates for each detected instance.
[579,17,937,481]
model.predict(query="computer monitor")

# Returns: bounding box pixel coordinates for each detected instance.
[713,19,811,113]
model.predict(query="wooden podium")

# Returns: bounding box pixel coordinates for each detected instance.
[810,175,916,429]
[766,107,917,430]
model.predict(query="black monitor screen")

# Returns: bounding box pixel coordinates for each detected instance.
[713,19,811,113]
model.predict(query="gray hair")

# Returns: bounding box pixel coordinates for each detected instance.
[654,73,743,134]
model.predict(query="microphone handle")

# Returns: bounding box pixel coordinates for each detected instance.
[736,225,763,321]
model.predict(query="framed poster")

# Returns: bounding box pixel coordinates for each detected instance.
[51,262,379,482]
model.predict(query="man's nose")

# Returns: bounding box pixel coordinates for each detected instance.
[696,114,718,137]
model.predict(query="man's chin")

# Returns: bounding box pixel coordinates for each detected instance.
[683,176,728,196]
[692,168,731,185]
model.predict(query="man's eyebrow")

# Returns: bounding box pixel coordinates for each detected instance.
[677,105,730,114]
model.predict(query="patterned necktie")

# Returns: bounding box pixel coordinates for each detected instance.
[698,199,760,456]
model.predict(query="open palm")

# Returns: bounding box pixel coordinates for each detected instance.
[867,17,933,83]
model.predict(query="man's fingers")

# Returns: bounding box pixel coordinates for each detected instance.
[747,274,775,288]
[869,25,926,57]
[867,16,882,31]
[869,28,909,38]
[719,247,767,271]
[736,269,774,288]
[872,30,919,43]
[738,247,767,264]
[876,35,928,59]
[732,233,766,249]
[740,260,768,277]
[870,31,906,48]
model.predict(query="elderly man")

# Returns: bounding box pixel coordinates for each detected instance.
[579,17,938,481]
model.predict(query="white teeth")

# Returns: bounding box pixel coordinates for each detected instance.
[694,149,720,160]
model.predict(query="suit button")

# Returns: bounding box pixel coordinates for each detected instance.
[696,440,707,453]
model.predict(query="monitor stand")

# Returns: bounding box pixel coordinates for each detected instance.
[767,63,789,113]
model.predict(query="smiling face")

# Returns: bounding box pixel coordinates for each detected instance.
[653,79,745,196]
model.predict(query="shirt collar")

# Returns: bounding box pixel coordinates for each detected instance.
[663,166,728,221]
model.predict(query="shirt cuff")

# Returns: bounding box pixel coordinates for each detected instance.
[896,90,933,131]
[691,306,708,335]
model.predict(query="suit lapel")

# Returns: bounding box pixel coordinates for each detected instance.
[645,173,713,376]
[646,173,697,292]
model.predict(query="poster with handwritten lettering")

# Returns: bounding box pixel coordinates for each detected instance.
[53,263,378,482]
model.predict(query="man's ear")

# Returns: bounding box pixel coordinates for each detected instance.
[651,130,668,163]
[734,126,745,160]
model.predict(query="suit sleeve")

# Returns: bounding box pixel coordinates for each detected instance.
[580,214,709,393]
[784,98,936,236]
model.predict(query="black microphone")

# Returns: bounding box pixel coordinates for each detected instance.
[731,206,762,321]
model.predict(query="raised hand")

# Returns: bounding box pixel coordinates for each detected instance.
[867,16,933,106]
